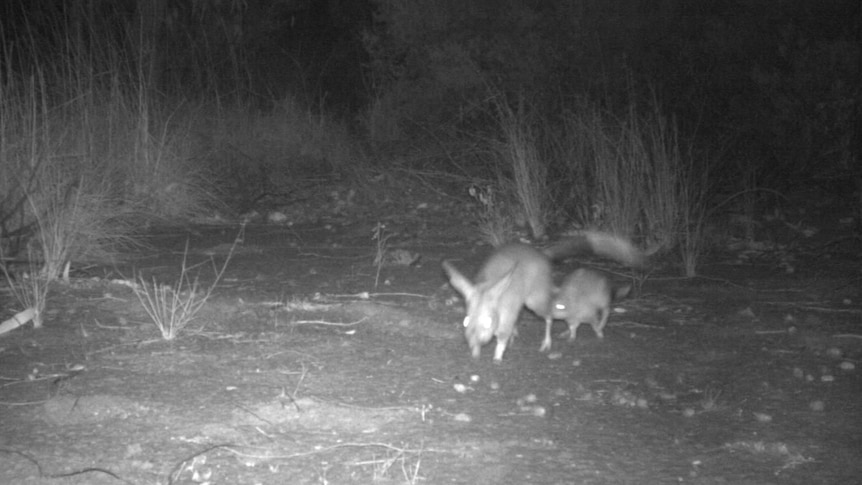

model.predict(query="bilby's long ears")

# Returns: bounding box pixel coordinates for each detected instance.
[483,264,517,303]
[442,261,475,299]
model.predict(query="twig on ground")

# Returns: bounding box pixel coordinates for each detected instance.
[372,222,392,288]
[325,292,430,299]
[293,317,368,326]
[761,302,862,313]
[223,441,438,460]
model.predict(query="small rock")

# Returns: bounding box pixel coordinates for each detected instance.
[753,412,772,423]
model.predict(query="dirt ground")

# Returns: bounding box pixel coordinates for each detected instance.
[1,183,860,485]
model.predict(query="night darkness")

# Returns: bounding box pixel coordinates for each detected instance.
[1,2,862,484]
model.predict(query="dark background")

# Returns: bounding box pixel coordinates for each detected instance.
[1,0,859,203]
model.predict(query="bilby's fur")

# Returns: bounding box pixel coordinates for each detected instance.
[543,231,646,268]
[442,230,644,361]
[549,268,631,346]
[443,243,552,361]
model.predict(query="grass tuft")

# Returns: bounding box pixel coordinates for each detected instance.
[133,235,237,340]
[492,95,548,240]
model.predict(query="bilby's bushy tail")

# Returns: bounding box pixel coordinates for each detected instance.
[543,230,646,268]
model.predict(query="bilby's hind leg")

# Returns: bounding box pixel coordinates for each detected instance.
[592,308,610,339]
[540,317,553,352]
[566,320,585,342]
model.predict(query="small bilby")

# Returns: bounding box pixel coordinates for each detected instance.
[442,230,644,361]
[549,268,632,345]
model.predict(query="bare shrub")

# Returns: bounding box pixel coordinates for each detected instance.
[134,238,236,340]
[201,96,359,206]
[0,248,50,331]
[492,97,548,240]
[0,65,142,281]
[27,171,139,282]
[559,104,642,237]
[469,183,517,247]
[677,153,713,277]
[557,99,687,257]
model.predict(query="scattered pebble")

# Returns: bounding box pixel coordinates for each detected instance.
[267,211,288,223]
[839,361,855,371]
[809,400,825,412]
[453,383,469,393]
[489,381,501,391]
[610,388,641,407]
[738,307,756,319]
[572,359,582,367]
[547,352,563,360]
[469,374,480,383]
[515,393,546,416]
[753,412,772,423]
[820,374,834,383]
[792,367,804,379]
[682,407,696,418]
[826,347,843,359]
[453,413,472,422]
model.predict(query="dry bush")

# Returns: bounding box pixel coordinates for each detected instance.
[469,183,517,246]
[200,97,359,207]
[0,248,50,330]
[134,238,236,340]
[27,170,140,281]
[0,68,142,281]
[557,99,692,262]
[491,96,549,240]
